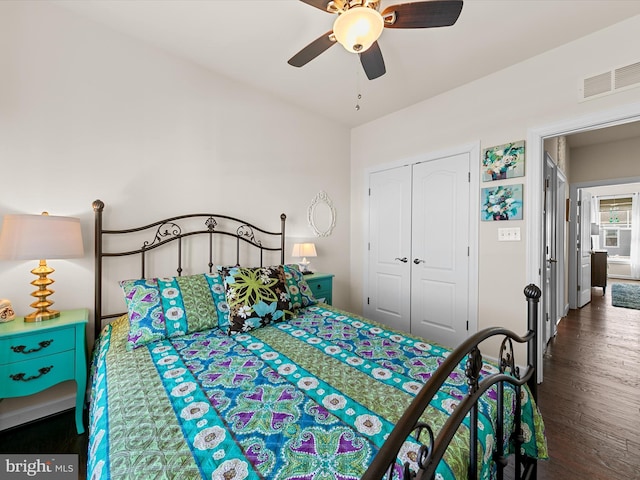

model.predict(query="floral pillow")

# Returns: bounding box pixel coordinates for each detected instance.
[221,265,294,335]
[121,272,227,350]
[284,264,317,308]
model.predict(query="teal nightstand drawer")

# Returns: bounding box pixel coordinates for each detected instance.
[0,327,75,364]
[305,273,334,305]
[0,309,88,433]
[0,349,75,397]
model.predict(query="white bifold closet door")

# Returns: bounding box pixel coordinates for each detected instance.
[366,153,470,348]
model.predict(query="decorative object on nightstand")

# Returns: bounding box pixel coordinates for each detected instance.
[291,242,317,273]
[0,299,15,323]
[0,308,88,434]
[305,272,334,305]
[0,212,84,322]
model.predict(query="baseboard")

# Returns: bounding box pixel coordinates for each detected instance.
[0,385,75,431]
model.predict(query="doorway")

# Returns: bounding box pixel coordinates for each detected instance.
[527,103,640,382]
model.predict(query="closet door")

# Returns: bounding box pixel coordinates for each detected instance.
[365,166,412,332]
[410,153,470,347]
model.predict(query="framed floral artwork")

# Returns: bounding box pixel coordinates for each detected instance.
[482,140,525,181]
[481,184,523,221]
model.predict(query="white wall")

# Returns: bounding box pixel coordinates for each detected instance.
[570,136,640,184]
[0,1,350,428]
[351,15,640,352]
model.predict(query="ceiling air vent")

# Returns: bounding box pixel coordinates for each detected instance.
[580,61,640,101]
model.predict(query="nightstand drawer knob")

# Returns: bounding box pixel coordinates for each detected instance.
[10,366,54,382]
[10,340,54,354]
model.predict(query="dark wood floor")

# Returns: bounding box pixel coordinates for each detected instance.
[0,408,88,479]
[1,284,638,480]
[535,283,640,480]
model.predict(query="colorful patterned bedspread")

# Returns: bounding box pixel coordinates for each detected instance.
[88,305,547,480]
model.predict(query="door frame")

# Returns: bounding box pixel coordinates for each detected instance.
[542,154,558,349]
[526,100,640,383]
[363,141,480,337]
[556,168,567,324]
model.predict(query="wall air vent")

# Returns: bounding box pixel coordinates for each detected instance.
[615,61,640,90]
[580,61,640,101]
[582,71,612,99]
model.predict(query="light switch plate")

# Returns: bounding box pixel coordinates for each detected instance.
[498,227,521,241]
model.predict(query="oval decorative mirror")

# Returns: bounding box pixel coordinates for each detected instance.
[308,191,336,237]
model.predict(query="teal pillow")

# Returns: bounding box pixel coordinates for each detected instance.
[120,278,166,351]
[157,274,219,337]
[121,272,225,350]
[221,265,294,335]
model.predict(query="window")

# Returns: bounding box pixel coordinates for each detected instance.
[599,196,632,227]
[597,196,633,257]
[604,229,619,247]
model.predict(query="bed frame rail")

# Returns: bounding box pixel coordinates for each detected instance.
[93,199,286,339]
[363,284,541,480]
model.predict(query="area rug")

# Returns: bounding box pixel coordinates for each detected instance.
[611,283,640,310]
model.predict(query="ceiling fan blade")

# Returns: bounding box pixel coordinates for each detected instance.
[382,0,463,29]
[288,31,336,67]
[298,0,333,13]
[360,41,386,80]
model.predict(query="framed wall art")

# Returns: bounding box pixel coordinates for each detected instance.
[481,184,523,221]
[482,140,525,181]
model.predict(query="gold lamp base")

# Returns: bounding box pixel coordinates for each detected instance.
[24,259,60,322]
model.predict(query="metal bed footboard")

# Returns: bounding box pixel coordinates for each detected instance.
[362,284,541,480]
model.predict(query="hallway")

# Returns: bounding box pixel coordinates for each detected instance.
[535,283,640,479]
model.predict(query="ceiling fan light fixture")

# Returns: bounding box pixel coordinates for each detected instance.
[333,6,384,53]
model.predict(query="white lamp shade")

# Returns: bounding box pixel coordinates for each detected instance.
[0,214,84,260]
[291,243,317,258]
[333,6,384,53]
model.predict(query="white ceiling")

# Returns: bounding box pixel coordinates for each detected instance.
[53,0,640,127]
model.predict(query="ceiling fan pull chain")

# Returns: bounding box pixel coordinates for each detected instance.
[355,60,363,111]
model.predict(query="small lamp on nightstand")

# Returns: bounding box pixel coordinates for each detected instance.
[0,212,84,322]
[291,242,317,274]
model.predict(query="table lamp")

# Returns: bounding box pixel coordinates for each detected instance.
[291,243,317,274]
[0,212,84,321]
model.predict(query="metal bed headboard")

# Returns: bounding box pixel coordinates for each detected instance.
[92,199,286,340]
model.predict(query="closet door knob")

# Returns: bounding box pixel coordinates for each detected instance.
[413,258,425,264]
[394,257,408,263]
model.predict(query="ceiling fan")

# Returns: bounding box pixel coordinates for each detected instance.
[288,0,464,80]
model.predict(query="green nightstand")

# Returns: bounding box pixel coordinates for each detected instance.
[0,309,88,434]
[305,273,335,305]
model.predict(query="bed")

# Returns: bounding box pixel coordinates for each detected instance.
[88,200,547,480]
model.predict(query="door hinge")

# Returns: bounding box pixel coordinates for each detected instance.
[368,242,370,251]
[545,177,550,189]
[468,172,471,182]
[367,297,370,305]
[467,246,470,256]
[466,321,469,330]
[577,284,581,291]
[368,188,371,196]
